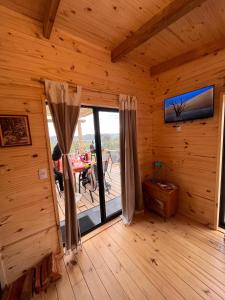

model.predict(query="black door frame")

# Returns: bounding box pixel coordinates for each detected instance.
[219,110,225,228]
[81,105,122,235]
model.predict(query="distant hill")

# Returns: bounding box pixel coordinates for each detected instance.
[50,133,119,152]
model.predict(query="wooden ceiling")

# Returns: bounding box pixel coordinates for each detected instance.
[128,0,225,68]
[1,0,225,74]
[0,0,46,21]
[56,0,171,50]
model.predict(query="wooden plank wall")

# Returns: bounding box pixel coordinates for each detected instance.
[150,51,225,227]
[0,5,152,283]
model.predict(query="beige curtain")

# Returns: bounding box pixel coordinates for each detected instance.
[45,80,82,251]
[119,94,143,224]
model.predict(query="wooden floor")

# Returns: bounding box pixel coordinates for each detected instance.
[33,212,225,299]
[57,163,121,221]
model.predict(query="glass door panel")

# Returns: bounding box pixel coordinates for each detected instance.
[75,107,101,234]
[47,105,121,240]
[98,111,122,218]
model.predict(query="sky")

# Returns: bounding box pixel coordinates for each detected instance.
[48,111,119,137]
[164,85,213,108]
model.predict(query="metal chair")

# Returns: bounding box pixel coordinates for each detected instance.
[82,165,98,203]
[55,179,63,198]
[109,150,120,173]
[102,151,112,180]
[81,158,111,203]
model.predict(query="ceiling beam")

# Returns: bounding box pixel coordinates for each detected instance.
[111,0,207,62]
[150,39,225,76]
[43,0,61,39]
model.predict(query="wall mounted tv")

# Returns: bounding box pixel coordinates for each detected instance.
[164,85,214,123]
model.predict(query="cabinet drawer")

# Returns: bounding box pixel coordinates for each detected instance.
[149,198,165,216]
[143,180,178,220]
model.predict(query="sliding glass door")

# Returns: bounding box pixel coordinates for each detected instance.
[98,110,121,218]
[47,105,121,240]
[76,106,122,234]
[74,107,102,234]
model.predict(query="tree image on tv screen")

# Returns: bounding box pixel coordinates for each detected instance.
[164,85,214,123]
[172,98,186,120]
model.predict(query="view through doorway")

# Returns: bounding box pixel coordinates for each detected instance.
[46,105,122,239]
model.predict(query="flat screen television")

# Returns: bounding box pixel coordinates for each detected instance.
[164,85,214,123]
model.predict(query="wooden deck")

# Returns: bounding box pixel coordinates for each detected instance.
[57,164,121,221]
[33,212,225,299]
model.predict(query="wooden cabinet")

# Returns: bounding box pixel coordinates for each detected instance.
[143,180,178,220]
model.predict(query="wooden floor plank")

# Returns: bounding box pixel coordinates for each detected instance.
[99,230,165,299]
[126,217,225,299]
[55,259,75,300]
[64,255,93,300]
[142,221,225,298]
[41,284,58,300]
[84,239,129,300]
[105,228,183,299]
[138,214,225,275]
[175,214,225,240]
[72,279,93,300]
[139,218,225,291]
[33,213,225,300]
[91,234,148,300]
[169,216,225,256]
[76,248,111,300]
[109,224,201,300]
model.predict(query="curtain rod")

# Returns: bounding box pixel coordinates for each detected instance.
[32,77,119,97]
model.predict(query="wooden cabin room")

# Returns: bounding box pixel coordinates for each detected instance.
[1,0,225,299]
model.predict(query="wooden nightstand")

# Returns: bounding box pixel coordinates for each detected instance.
[143,179,178,221]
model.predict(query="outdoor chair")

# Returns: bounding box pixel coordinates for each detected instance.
[55,178,63,198]
[82,164,98,203]
[109,150,120,173]
[102,151,112,193]
[81,156,111,203]
[102,151,112,180]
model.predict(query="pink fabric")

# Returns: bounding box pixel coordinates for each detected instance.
[72,162,85,173]
[58,159,92,173]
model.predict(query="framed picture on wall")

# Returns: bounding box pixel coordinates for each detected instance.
[0,115,32,147]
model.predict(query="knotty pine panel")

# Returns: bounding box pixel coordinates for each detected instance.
[0,5,152,283]
[1,226,59,283]
[0,198,56,247]
[150,51,225,227]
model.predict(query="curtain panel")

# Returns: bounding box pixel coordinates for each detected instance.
[45,80,82,251]
[119,94,143,224]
